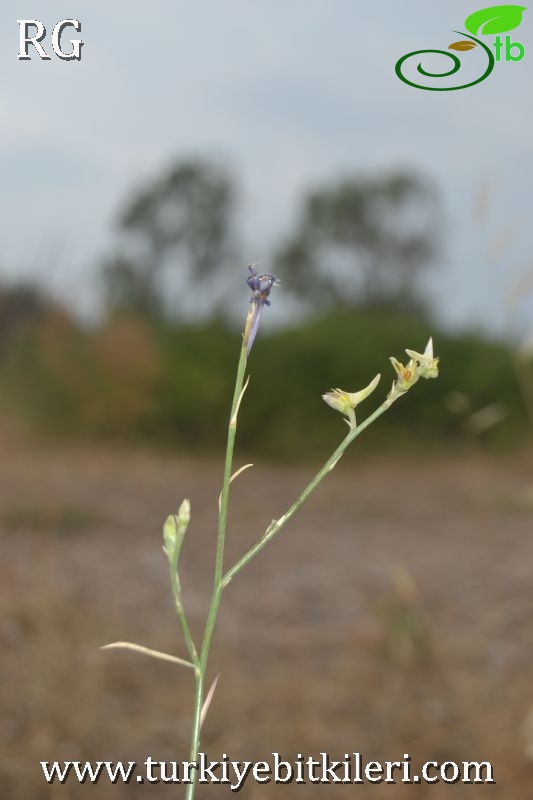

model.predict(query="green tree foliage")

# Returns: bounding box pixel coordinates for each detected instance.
[2,162,525,457]
[0,282,50,353]
[276,172,439,313]
[1,308,526,457]
[102,160,239,319]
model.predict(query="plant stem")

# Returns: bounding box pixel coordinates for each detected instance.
[184,343,394,799]
[222,399,392,587]
[169,562,199,667]
[184,339,248,800]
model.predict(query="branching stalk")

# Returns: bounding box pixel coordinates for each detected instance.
[184,372,398,800]
[184,339,248,800]
[107,267,438,800]
[180,327,439,800]
[222,399,392,587]
[168,559,199,667]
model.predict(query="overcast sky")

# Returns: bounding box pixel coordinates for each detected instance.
[0,1,532,337]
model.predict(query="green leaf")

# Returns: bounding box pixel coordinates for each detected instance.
[465,5,527,35]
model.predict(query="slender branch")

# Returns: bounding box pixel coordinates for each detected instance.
[168,560,199,667]
[222,399,393,587]
[101,642,196,671]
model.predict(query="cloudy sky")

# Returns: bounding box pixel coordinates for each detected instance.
[0,1,532,336]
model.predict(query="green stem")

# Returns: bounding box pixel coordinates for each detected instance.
[222,399,392,587]
[183,336,395,800]
[184,339,248,800]
[169,562,199,667]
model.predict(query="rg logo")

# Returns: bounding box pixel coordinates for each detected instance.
[17,19,83,61]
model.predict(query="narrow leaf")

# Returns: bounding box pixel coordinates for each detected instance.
[230,374,250,427]
[229,463,254,484]
[219,464,254,511]
[449,40,478,51]
[101,641,195,670]
[465,5,526,35]
[200,674,220,728]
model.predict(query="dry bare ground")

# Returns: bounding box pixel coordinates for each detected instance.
[1,443,533,798]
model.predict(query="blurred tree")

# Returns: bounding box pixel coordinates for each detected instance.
[102,160,239,319]
[276,172,439,314]
[0,281,50,354]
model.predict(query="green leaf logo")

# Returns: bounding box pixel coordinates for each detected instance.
[465,5,527,35]
[449,40,478,50]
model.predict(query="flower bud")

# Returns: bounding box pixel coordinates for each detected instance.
[163,515,178,552]
[177,498,191,531]
[163,499,191,555]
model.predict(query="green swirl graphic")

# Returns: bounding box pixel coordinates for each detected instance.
[395,32,495,91]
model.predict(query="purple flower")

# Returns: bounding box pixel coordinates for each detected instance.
[244,265,279,353]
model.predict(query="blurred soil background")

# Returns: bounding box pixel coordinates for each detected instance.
[1,157,533,798]
[1,445,533,798]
